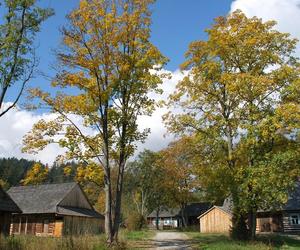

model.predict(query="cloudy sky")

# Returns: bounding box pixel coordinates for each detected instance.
[1,0,300,164]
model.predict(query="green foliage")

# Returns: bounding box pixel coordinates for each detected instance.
[165,10,300,239]
[0,0,53,117]
[0,157,37,188]
[126,212,146,231]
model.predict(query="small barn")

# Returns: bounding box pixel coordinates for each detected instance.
[0,186,21,235]
[8,182,104,236]
[198,205,232,233]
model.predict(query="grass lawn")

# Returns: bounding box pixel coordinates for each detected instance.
[119,229,155,249]
[186,232,300,250]
[0,230,155,250]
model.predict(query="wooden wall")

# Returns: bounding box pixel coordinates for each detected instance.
[199,207,232,233]
[256,213,283,233]
[11,214,104,237]
[0,212,12,236]
[11,214,56,236]
[63,216,104,235]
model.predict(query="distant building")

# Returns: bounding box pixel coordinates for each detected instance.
[8,182,104,236]
[198,183,300,234]
[0,186,21,235]
[147,203,211,229]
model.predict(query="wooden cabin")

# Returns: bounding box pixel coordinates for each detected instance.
[7,182,104,236]
[147,203,211,229]
[0,186,21,235]
[198,183,300,234]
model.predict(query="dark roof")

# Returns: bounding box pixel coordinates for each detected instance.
[0,186,21,213]
[7,182,103,218]
[147,203,212,218]
[284,182,300,211]
[185,203,212,217]
[148,207,181,218]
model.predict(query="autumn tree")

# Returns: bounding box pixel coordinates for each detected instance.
[0,0,53,117]
[22,0,167,243]
[165,10,300,239]
[124,150,171,229]
[21,162,48,185]
[159,137,198,227]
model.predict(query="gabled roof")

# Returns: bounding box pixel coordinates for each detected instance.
[197,205,232,219]
[0,186,21,213]
[7,182,103,218]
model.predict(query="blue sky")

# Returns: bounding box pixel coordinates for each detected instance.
[35,0,232,77]
[4,0,233,103]
[3,0,300,163]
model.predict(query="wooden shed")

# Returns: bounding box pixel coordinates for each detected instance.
[7,182,104,236]
[0,186,21,235]
[198,206,232,233]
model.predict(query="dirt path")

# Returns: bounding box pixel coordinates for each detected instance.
[151,231,192,250]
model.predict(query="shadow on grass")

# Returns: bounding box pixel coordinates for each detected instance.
[256,234,300,249]
[186,232,300,250]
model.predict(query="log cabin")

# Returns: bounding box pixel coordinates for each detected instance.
[7,182,104,236]
[198,183,300,234]
[0,186,21,235]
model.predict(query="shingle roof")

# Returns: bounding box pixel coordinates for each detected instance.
[0,186,21,213]
[7,182,103,218]
[8,182,77,214]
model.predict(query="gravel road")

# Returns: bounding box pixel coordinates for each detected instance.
[151,231,192,249]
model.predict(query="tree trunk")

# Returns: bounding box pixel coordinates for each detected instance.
[180,203,188,228]
[104,167,113,243]
[156,208,160,230]
[113,159,126,242]
[249,209,257,240]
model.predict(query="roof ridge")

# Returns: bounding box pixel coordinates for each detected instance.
[9,181,77,189]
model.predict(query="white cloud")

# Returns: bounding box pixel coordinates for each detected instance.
[0,104,64,164]
[136,69,187,154]
[0,70,186,164]
[231,0,300,54]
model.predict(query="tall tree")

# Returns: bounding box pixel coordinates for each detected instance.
[165,10,300,239]
[0,0,53,117]
[22,0,167,243]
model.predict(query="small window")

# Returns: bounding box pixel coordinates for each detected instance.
[290,215,299,225]
[43,220,49,233]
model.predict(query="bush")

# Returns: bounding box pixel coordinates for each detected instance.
[126,213,146,231]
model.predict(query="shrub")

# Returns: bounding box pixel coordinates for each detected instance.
[126,212,146,231]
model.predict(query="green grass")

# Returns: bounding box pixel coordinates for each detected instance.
[120,229,155,241]
[186,232,300,250]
